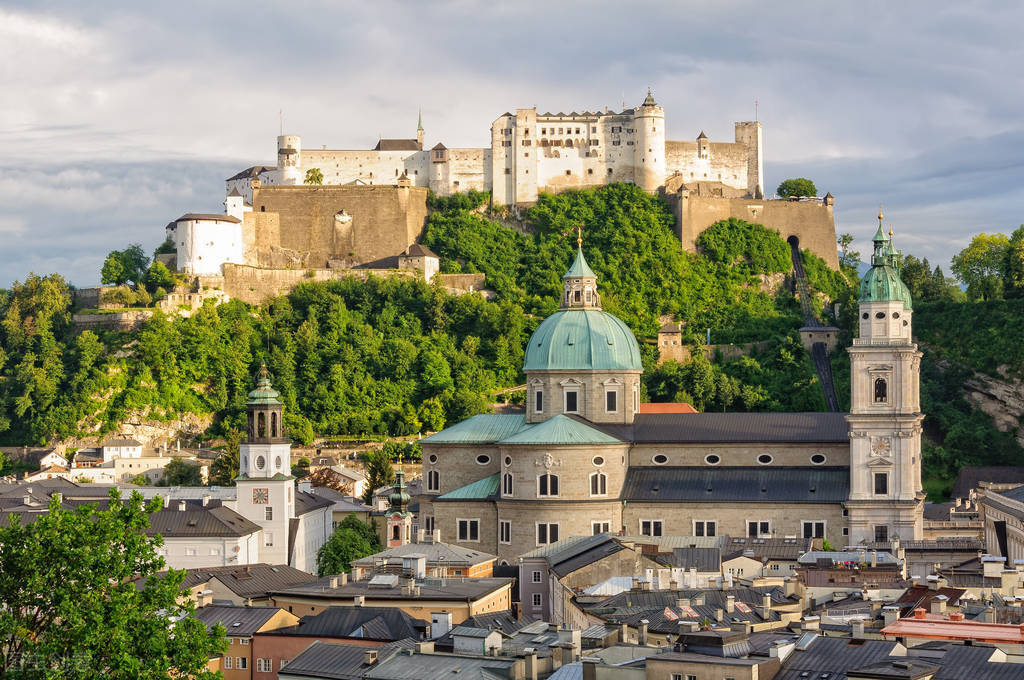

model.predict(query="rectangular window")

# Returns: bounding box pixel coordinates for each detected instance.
[502,473,514,496]
[224,657,232,669]
[458,519,480,542]
[240,638,249,646]
[185,547,196,556]
[535,390,543,413]
[504,168,511,175]
[641,519,664,537]
[532,593,542,607]
[875,525,889,542]
[265,506,273,521]
[532,570,542,583]
[874,473,889,495]
[265,532,273,546]
[748,521,771,537]
[238,657,247,669]
[695,520,717,537]
[592,521,611,535]
[802,521,825,539]
[565,390,578,413]
[537,523,559,545]
[500,520,512,544]
[605,390,618,413]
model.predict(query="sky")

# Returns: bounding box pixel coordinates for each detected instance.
[2,1,1022,288]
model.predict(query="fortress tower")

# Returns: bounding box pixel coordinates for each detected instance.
[846,213,924,544]
[277,134,302,185]
[633,89,666,193]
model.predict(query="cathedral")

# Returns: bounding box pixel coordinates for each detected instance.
[420,220,924,563]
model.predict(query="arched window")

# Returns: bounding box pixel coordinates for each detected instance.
[270,412,278,438]
[427,470,439,492]
[502,473,514,496]
[247,412,254,438]
[538,473,559,497]
[874,378,888,403]
[590,472,607,496]
[257,412,266,438]
[392,525,401,540]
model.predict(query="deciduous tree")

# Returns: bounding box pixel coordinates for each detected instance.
[776,178,817,199]
[951,232,1009,300]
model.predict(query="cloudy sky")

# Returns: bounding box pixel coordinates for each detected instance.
[2,1,1022,287]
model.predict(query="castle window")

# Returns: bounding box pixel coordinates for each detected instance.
[694,520,716,537]
[541,128,546,134]
[802,521,825,539]
[605,390,618,413]
[427,469,439,492]
[589,472,607,496]
[704,454,721,465]
[457,519,479,542]
[564,390,579,413]
[592,521,611,535]
[588,168,594,175]
[536,522,559,545]
[538,473,559,497]
[641,519,664,537]
[502,473,514,496]
[522,139,531,146]
[475,454,490,465]
[575,128,580,134]
[574,290,581,302]
[499,520,512,544]
[757,454,773,465]
[428,454,437,464]
[748,521,770,537]
[810,454,827,465]
[565,170,572,175]
[591,126,597,133]
[874,378,888,403]
[534,390,543,413]
[608,168,614,174]
[874,472,889,495]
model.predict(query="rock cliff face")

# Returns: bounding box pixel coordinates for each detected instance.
[964,368,1024,446]
[60,410,213,451]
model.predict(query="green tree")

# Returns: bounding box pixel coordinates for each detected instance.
[208,449,239,487]
[101,251,128,286]
[360,450,395,503]
[157,458,202,486]
[951,233,1010,300]
[776,178,817,199]
[292,457,311,478]
[316,527,372,576]
[154,236,176,256]
[129,473,151,486]
[837,233,860,271]
[304,168,324,185]
[119,244,150,285]
[1004,225,1024,298]
[339,512,381,551]
[0,490,226,678]
[145,260,175,293]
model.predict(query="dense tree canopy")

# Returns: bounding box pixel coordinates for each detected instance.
[316,514,381,576]
[776,178,817,199]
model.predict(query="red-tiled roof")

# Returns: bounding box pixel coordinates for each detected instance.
[638,402,697,414]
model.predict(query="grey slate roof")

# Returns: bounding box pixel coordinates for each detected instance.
[365,651,517,680]
[451,626,495,638]
[373,139,421,151]
[280,639,413,680]
[775,636,902,680]
[174,213,242,224]
[350,540,495,569]
[192,605,284,636]
[622,466,849,503]
[721,536,810,561]
[271,606,427,641]
[672,546,722,572]
[272,576,514,602]
[146,499,261,538]
[136,563,317,598]
[605,412,850,443]
[102,437,142,447]
[951,466,1024,499]
[294,490,335,516]
[226,165,275,181]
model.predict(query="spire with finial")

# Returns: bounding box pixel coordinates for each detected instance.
[642,88,657,107]
[562,228,600,310]
[417,108,423,131]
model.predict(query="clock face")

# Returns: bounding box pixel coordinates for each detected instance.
[871,439,891,457]
[252,488,269,504]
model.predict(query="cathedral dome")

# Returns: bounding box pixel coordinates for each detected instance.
[523,245,642,372]
[858,224,913,310]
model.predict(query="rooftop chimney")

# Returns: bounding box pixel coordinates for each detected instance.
[364,650,378,666]
[330,576,339,588]
[201,494,210,507]
[433,529,441,543]
[581,658,599,680]
[851,618,865,639]
[913,608,927,619]
[417,529,426,543]
[760,593,772,620]
[931,596,948,615]
[177,500,186,512]
[726,595,735,613]
[638,619,649,646]
[353,595,365,607]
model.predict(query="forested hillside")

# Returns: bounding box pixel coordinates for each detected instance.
[1,183,1020,499]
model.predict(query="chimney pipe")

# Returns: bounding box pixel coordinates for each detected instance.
[760,593,772,620]
[433,529,441,543]
[177,500,186,512]
[581,658,599,680]
[330,576,339,588]
[851,618,865,639]
[726,595,735,613]
[638,619,649,646]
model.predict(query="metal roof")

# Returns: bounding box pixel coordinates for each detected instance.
[672,547,722,572]
[622,466,849,503]
[272,606,425,641]
[775,636,902,680]
[500,415,623,446]
[451,626,496,638]
[435,474,500,501]
[175,212,242,224]
[146,500,261,538]
[421,414,526,445]
[564,247,596,278]
[226,165,274,181]
[192,605,285,636]
[350,540,495,568]
[273,576,514,602]
[279,639,412,680]
[373,139,421,151]
[625,412,850,443]
[365,652,517,680]
[523,309,643,372]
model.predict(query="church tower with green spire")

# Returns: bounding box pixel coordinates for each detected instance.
[846,210,924,544]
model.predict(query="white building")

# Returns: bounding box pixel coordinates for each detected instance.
[101,437,143,462]
[173,212,244,275]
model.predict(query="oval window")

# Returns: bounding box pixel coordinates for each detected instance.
[652,454,668,465]
[757,454,773,465]
[504,456,512,467]
[593,456,605,467]
[428,454,438,464]
[811,454,826,465]
[704,454,721,465]
[255,455,266,470]
[476,454,490,465]
[875,312,886,319]
[275,456,282,470]
[892,312,900,319]
[862,312,868,319]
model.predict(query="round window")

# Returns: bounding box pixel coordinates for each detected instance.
[275,456,282,470]
[811,454,826,465]
[704,454,721,465]
[593,456,605,466]
[757,454,773,465]
[652,454,668,465]
[862,312,868,319]
[255,455,266,470]
[875,312,886,319]
[476,454,490,465]
[504,456,512,467]
[428,454,437,464]
[892,312,900,319]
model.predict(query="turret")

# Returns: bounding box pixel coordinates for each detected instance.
[224,188,246,220]
[561,231,601,310]
[277,134,302,185]
[857,211,913,344]
[416,109,425,149]
[633,89,665,193]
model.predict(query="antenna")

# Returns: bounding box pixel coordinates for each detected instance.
[279,109,283,136]
[755,99,759,122]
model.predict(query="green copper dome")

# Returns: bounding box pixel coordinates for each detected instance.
[565,246,597,278]
[247,364,283,405]
[858,222,913,310]
[523,309,643,371]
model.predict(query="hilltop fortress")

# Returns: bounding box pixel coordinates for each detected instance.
[167,91,837,300]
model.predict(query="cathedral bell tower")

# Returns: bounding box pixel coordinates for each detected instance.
[236,364,295,565]
[385,469,414,548]
[846,212,924,544]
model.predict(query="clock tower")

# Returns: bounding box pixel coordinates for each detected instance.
[236,364,296,565]
[846,213,924,544]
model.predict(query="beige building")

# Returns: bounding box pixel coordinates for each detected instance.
[420,224,923,562]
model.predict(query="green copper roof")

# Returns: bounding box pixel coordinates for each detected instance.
[499,414,622,446]
[642,89,657,107]
[859,227,913,310]
[523,309,643,371]
[247,364,283,405]
[421,414,527,444]
[565,247,596,279]
[437,474,499,501]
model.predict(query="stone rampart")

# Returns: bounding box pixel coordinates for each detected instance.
[72,287,102,309]
[222,264,416,305]
[73,310,154,332]
[659,341,770,364]
[435,273,486,293]
[670,192,838,268]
